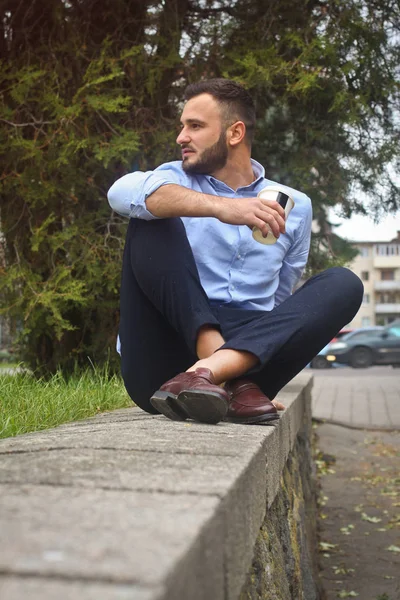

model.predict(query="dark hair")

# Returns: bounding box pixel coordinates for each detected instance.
[184,78,256,145]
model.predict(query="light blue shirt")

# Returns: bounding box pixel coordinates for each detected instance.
[108,159,312,311]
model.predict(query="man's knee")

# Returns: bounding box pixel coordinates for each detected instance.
[324,267,364,302]
[129,216,187,246]
[303,267,363,321]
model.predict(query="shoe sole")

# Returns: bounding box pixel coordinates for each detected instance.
[150,390,189,421]
[224,413,280,425]
[177,389,228,424]
[151,388,228,425]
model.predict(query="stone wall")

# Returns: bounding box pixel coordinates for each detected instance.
[241,428,321,600]
[0,372,319,600]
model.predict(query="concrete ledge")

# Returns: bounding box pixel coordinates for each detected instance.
[0,372,313,600]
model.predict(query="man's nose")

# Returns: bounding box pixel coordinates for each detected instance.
[176,128,190,145]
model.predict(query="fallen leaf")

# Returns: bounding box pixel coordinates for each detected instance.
[386,545,400,553]
[340,525,354,535]
[332,566,355,575]
[319,542,337,551]
[361,512,382,523]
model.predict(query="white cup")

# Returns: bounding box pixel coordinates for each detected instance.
[252,186,295,245]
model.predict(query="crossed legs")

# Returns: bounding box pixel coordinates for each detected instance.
[119,217,363,417]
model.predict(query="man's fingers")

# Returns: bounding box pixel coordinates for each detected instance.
[260,206,286,233]
[259,199,286,219]
[255,209,285,238]
[253,218,270,238]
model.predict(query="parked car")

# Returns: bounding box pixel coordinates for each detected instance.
[330,328,353,343]
[326,321,400,368]
[309,328,353,369]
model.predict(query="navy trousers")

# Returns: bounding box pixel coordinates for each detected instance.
[119,218,363,413]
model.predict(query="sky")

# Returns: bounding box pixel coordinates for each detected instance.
[328,207,400,242]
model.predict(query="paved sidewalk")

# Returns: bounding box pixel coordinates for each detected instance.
[311,368,400,430]
[316,423,400,600]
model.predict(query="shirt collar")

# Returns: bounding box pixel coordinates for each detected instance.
[204,158,266,192]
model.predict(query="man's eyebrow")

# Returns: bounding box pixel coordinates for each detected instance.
[180,118,207,126]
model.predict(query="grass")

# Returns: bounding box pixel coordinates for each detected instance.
[0,365,132,439]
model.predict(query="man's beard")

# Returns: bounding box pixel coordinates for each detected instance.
[182,131,228,175]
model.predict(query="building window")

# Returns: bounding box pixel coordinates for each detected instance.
[381,270,395,281]
[361,271,369,281]
[378,292,396,303]
[361,316,371,327]
[376,244,400,256]
[359,247,369,257]
[362,293,370,305]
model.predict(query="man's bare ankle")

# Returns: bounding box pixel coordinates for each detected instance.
[196,325,225,359]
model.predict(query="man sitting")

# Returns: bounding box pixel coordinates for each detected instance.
[108,78,363,425]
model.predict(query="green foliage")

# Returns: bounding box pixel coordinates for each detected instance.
[305,233,359,278]
[0,36,140,373]
[0,0,399,374]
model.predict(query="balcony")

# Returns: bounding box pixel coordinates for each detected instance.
[374,280,400,291]
[373,256,400,268]
[375,303,400,314]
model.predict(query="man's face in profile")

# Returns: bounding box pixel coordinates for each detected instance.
[177,93,229,175]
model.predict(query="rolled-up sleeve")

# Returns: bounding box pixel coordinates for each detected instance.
[274,197,312,306]
[107,161,189,220]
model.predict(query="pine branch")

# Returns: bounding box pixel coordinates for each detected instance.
[0,118,56,128]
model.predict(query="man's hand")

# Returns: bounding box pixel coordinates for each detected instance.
[214,196,286,239]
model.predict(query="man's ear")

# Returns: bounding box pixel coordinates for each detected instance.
[227,121,246,146]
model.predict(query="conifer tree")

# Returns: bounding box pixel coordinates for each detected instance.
[0,0,399,372]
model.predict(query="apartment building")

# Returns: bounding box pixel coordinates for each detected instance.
[347,231,400,328]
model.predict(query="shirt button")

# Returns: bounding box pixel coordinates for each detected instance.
[237,255,241,259]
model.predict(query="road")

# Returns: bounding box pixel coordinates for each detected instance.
[308,365,400,429]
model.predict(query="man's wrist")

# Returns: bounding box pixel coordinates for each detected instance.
[207,195,225,220]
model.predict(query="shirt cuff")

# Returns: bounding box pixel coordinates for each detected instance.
[130,180,178,221]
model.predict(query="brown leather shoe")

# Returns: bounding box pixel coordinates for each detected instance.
[150,368,229,424]
[224,379,279,424]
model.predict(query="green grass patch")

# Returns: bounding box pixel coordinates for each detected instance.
[0,366,132,439]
